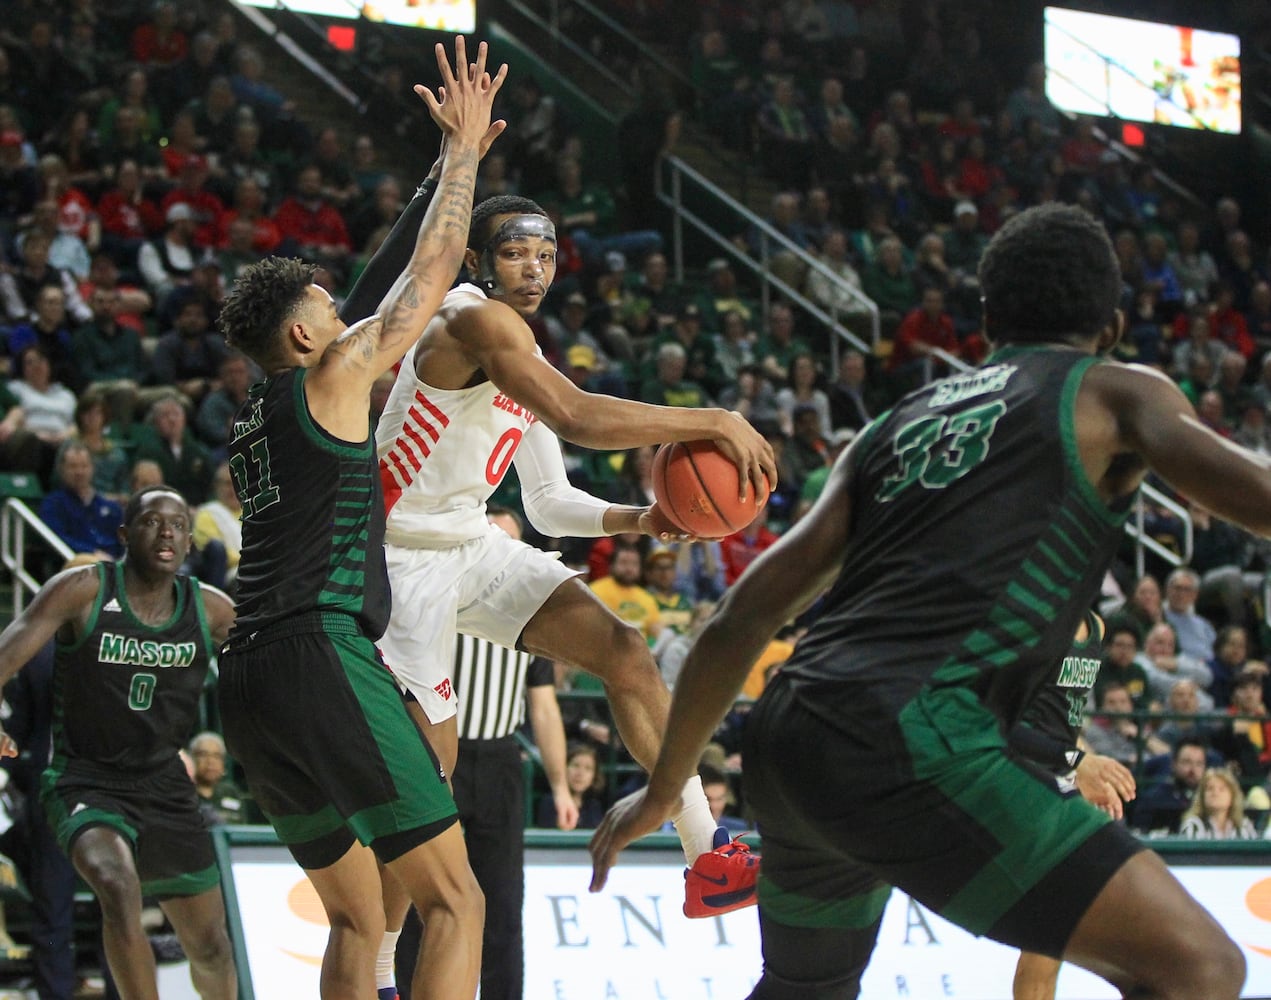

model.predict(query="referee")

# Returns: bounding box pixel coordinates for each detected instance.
[397,507,574,1000]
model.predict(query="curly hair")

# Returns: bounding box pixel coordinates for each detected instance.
[217,257,317,368]
[469,195,548,252]
[978,203,1121,345]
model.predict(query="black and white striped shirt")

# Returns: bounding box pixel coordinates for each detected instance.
[454,634,554,741]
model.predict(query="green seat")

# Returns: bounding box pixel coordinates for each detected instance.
[0,473,43,501]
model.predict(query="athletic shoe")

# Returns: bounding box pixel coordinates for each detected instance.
[377,988,399,1000]
[683,827,759,918]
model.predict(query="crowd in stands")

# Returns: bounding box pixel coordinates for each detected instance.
[2,0,1271,847]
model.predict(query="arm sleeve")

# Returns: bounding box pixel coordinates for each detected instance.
[512,420,611,539]
[338,178,436,324]
[136,243,170,299]
[1007,721,1077,773]
[0,274,25,323]
[525,655,555,689]
[60,272,91,324]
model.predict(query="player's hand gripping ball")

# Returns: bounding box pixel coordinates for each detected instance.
[652,440,770,539]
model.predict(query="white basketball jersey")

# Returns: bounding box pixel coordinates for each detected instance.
[377,283,538,546]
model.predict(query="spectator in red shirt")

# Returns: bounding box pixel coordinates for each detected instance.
[720,506,780,586]
[889,287,960,375]
[159,110,205,179]
[217,176,281,254]
[1061,116,1105,175]
[957,135,1001,202]
[77,253,152,337]
[160,156,226,249]
[131,1,187,67]
[38,154,98,250]
[97,159,164,263]
[1210,282,1255,360]
[272,163,352,264]
[938,95,983,143]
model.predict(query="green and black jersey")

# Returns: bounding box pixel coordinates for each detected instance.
[783,346,1133,731]
[1011,609,1104,773]
[229,367,390,640]
[52,562,213,771]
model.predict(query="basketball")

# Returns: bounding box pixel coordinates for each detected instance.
[652,441,770,539]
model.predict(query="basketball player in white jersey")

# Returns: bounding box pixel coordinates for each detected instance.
[374,195,774,939]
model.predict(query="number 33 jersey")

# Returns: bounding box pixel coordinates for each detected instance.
[376,283,540,548]
[782,346,1135,731]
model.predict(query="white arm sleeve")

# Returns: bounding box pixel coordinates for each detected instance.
[136,242,171,299]
[512,419,613,539]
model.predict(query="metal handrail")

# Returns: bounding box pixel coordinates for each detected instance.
[920,345,975,381]
[0,499,73,618]
[545,0,691,93]
[659,156,879,371]
[1126,484,1194,578]
[227,0,365,111]
[507,0,634,96]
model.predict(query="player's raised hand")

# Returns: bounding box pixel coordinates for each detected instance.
[712,410,777,502]
[414,36,508,147]
[423,41,508,183]
[0,729,16,760]
[589,786,677,893]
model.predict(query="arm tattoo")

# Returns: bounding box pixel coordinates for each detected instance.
[379,274,423,351]
[327,317,386,369]
[372,149,480,360]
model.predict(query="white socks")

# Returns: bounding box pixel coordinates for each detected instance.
[671,774,718,864]
[376,929,401,990]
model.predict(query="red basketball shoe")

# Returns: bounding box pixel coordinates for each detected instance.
[684,828,759,918]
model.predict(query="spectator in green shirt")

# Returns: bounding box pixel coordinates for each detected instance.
[638,303,724,398]
[639,342,708,408]
[536,155,661,269]
[755,301,812,384]
[863,235,918,337]
[72,286,150,429]
[132,394,213,504]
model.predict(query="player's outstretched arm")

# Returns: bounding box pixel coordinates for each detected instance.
[339,122,506,322]
[511,420,680,539]
[0,566,100,756]
[457,306,777,499]
[314,37,505,398]
[589,442,857,890]
[1090,363,1271,535]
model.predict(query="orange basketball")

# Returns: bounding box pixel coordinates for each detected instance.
[652,440,770,539]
